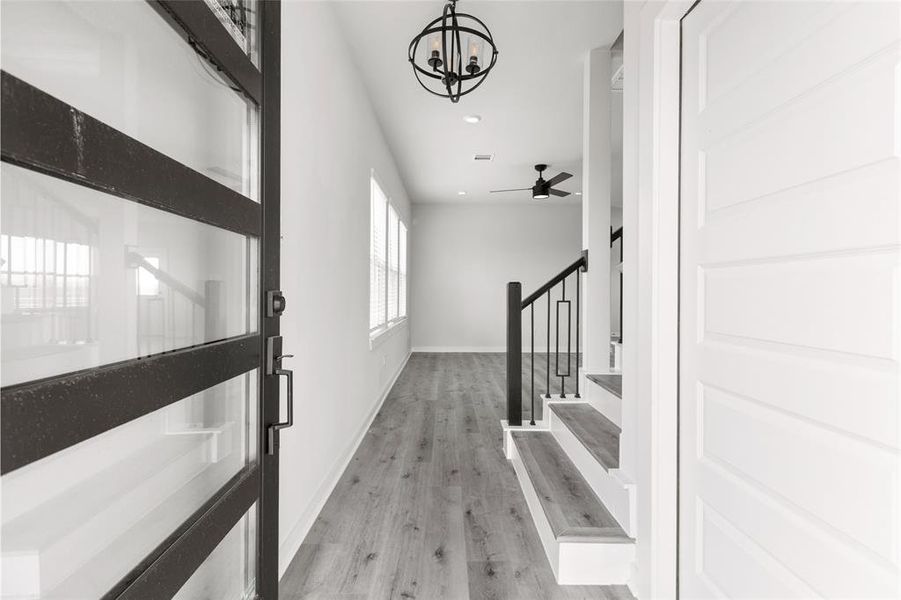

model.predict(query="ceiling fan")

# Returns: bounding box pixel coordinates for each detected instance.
[490,164,573,199]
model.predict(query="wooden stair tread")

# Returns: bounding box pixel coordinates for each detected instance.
[586,373,622,398]
[511,431,628,541]
[550,403,620,470]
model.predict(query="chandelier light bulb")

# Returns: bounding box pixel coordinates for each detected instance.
[427,33,443,70]
[469,39,481,61]
[466,37,483,75]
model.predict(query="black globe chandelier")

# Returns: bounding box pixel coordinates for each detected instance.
[408,0,499,103]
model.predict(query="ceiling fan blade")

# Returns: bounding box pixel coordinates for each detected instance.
[549,188,570,197]
[545,172,573,187]
[489,188,531,193]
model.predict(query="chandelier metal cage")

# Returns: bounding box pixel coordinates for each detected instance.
[407,0,499,103]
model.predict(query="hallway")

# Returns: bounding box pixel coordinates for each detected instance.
[279,353,629,600]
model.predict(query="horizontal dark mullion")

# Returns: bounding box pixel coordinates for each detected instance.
[1,72,261,237]
[1,334,260,475]
[107,464,260,600]
[149,0,262,105]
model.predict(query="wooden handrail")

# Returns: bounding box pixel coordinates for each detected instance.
[520,250,588,308]
[611,226,622,245]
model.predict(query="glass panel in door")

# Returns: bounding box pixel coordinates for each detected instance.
[0,164,257,387]
[0,0,260,199]
[0,372,258,599]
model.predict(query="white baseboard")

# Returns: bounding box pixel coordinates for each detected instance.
[277,349,412,579]
[413,346,505,353]
[412,346,567,353]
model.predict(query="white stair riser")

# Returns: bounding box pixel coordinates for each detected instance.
[558,540,634,585]
[583,378,622,428]
[508,437,634,586]
[547,404,636,537]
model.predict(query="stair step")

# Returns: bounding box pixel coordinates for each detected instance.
[549,403,620,471]
[44,456,240,598]
[2,436,202,550]
[1,428,228,595]
[586,373,622,398]
[510,431,628,541]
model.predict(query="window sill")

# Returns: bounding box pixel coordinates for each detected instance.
[369,317,408,350]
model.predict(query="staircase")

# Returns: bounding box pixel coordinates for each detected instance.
[503,252,635,586]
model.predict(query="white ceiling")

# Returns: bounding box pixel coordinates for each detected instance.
[332,1,623,204]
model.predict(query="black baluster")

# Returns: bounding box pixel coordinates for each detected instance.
[575,268,581,398]
[545,289,551,398]
[530,303,535,426]
[566,275,572,396]
[559,278,566,398]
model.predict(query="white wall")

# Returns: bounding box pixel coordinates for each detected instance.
[581,47,612,374]
[410,203,581,352]
[611,89,624,337]
[278,1,412,576]
[624,1,686,598]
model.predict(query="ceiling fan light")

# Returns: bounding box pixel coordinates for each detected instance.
[533,192,549,200]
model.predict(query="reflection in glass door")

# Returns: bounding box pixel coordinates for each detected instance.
[0,1,282,598]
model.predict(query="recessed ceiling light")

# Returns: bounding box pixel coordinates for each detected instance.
[457,191,467,196]
[463,114,482,124]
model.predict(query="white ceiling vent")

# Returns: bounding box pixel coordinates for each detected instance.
[473,154,494,161]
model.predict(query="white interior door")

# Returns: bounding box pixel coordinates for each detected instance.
[679,1,900,597]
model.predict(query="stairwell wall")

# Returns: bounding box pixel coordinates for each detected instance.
[278,1,413,577]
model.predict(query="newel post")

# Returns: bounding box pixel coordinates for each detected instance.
[506,281,522,426]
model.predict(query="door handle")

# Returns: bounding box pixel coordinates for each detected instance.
[267,350,294,455]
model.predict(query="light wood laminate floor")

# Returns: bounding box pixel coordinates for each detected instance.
[279,353,631,600]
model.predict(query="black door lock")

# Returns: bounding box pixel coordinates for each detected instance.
[266,290,286,317]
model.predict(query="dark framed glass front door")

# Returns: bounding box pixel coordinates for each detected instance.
[0,1,282,597]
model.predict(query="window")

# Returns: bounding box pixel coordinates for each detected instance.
[137,256,161,296]
[370,174,407,335]
[1,234,92,311]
